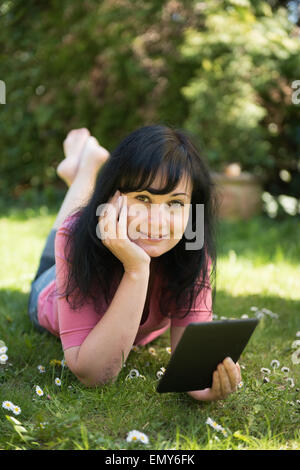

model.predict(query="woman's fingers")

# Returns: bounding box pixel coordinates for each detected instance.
[117,195,128,240]
[217,363,233,397]
[223,357,239,391]
[99,190,120,241]
[211,370,223,399]
[236,362,242,383]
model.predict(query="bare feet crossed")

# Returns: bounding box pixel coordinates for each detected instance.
[57,128,110,186]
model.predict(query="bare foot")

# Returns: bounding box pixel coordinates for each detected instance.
[77,136,110,173]
[57,128,90,186]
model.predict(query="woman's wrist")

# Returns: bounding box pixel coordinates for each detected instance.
[124,265,150,281]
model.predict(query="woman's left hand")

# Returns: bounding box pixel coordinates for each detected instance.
[187,357,242,402]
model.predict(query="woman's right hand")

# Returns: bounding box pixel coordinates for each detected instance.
[97,190,151,274]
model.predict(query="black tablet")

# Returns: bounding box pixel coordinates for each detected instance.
[156,318,259,393]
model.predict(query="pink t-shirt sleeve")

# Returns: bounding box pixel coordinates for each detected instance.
[170,257,213,327]
[55,213,103,351]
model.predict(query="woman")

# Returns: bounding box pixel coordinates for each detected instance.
[27,125,241,400]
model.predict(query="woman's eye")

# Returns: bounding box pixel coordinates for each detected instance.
[136,196,184,207]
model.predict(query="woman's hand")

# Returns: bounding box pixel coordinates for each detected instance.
[98,190,151,274]
[187,357,242,402]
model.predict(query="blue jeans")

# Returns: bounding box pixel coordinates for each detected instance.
[27,229,57,333]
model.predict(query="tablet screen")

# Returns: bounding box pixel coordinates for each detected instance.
[157,318,259,393]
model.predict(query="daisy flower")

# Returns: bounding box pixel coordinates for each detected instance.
[125,368,146,381]
[148,347,157,356]
[237,381,243,389]
[284,377,295,388]
[281,366,290,374]
[35,385,44,397]
[126,430,149,444]
[165,347,171,354]
[12,405,21,415]
[2,400,14,410]
[128,369,140,378]
[39,421,48,429]
[137,432,149,444]
[0,346,8,354]
[270,359,280,369]
[37,365,46,373]
[156,367,166,379]
[260,367,271,375]
[291,348,300,365]
[131,346,139,352]
[54,377,61,386]
[205,417,219,430]
[205,417,228,436]
[291,340,300,349]
[0,353,8,364]
[263,376,270,383]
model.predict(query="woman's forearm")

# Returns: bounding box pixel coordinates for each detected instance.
[74,267,150,386]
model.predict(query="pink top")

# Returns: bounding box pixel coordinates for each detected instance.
[37,212,213,351]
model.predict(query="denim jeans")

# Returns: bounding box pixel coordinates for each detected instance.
[27,229,57,333]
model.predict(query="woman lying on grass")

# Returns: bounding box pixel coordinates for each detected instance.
[27,125,241,401]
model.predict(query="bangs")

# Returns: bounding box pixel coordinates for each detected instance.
[119,136,193,196]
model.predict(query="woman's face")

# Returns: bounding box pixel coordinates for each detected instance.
[121,175,193,258]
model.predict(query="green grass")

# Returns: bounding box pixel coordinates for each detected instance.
[0,198,299,450]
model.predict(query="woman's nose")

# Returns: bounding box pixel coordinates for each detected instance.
[147,204,170,234]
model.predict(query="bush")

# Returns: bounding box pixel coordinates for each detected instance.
[0,0,299,202]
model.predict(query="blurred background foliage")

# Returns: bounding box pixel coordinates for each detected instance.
[0,0,299,215]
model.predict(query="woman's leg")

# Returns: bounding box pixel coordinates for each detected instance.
[52,132,110,230]
[33,130,110,280]
[29,129,110,330]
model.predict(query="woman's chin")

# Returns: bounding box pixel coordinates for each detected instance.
[131,237,175,257]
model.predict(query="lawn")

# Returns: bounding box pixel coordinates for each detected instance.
[0,198,299,450]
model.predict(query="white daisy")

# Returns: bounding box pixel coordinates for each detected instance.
[156,367,166,379]
[291,340,300,349]
[0,353,8,364]
[129,369,140,378]
[2,400,14,410]
[0,346,8,354]
[54,377,61,386]
[137,432,149,444]
[35,385,44,397]
[206,417,228,436]
[148,347,157,356]
[12,405,21,415]
[165,347,171,354]
[281,367,290,374]
[270,359,280,369]
[284,377,295,388]
[126,430,149,444]
[291,348,300,365]
[37,365,46,373]
[237,381,243,389]
[260,367,271,374]
[206,417,219,430]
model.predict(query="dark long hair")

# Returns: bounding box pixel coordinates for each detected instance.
[57,124,219,320]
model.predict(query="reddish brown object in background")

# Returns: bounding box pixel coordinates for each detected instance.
[212,168,263,220]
